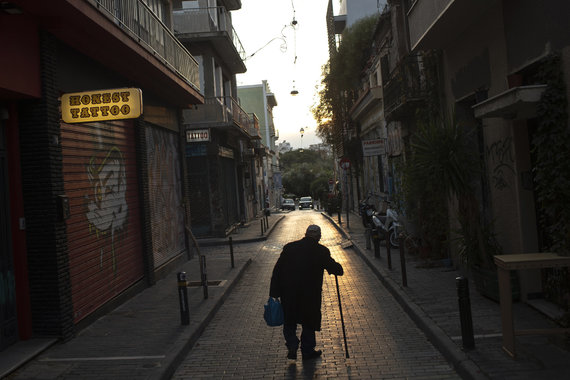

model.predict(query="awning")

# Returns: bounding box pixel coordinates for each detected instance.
[472,85,547,120]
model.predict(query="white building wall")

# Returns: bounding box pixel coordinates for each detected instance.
[341,0,386,27]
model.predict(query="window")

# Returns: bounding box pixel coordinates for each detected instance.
[380,55,390,85]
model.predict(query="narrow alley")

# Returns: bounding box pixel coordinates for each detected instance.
[171,211,459,379]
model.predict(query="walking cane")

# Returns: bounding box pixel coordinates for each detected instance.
[335,275,350,358]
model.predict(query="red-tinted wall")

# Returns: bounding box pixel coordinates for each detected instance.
[0,14,40,99]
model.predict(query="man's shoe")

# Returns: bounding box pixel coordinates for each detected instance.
[302,349,322,360]
[287,348,297,360]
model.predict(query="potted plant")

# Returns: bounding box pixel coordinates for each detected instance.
[402,114,479,263]
[404,113,520,299]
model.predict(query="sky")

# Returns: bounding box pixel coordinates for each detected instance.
[233,0,341,150]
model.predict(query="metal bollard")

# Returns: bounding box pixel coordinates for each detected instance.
[177,272,189,325]
[373,230,380,258]
[456,276,475,350]
[365,228,371,250]
[386,229,392,270]
[265,214,268,230]
[399,234,407,287]
[260,219,264,235]
[200,255,208,299]
[229,236,235,268]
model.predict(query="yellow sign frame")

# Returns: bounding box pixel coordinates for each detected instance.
[61,88,143,123]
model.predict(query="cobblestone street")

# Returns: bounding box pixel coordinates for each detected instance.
[171,211,459,379]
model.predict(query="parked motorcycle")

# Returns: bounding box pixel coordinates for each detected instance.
[360,196,401,248]
[371,204,401,248]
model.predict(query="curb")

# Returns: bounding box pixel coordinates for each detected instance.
[160,215,285,378]
[321,212,488,380]
[160,258,253,380]
[197,216,286,246]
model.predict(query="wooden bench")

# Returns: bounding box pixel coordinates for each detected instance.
[494,253,570,357]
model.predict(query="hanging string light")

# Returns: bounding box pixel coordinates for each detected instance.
[290,0,299,96]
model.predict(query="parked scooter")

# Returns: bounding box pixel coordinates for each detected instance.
[358,197,376,228]
[371,203,401,248]
[359,195,401,248]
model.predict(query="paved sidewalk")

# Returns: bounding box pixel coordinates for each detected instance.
[323,211,570,380]
[2,212,285,380]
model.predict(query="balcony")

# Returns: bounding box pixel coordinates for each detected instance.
[407,0,497,50]
[349,86,383,121]
[184,96,255,138]
[248,113,262,140]
[95,0,200,91]
[383,54,430,120]
[223,0,242,11]
[12,0,202,105]
[173,6,246,73]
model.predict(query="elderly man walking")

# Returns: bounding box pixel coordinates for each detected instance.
[269,225,344,360]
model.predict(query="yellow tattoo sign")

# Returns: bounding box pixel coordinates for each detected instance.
[61,88,143,123]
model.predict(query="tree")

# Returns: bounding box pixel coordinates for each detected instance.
[312,15,378,155]
[280,149,334,202]
[403,114,499,267]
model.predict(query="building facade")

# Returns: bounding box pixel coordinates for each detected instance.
[237,81,281,211]
[1,0,203,351]
[407,0,570,298]
[174,0,261,237]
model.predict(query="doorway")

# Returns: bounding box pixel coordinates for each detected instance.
[0,120,18,351]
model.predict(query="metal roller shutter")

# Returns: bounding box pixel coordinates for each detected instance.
[145,126,185,268]
[61,120,143,323]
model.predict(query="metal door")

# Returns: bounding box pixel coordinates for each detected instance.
[187,155,211,236]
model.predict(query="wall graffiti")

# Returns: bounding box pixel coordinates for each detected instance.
[85,146,128,271]
[486,137,515,190]
[146,127,185,267]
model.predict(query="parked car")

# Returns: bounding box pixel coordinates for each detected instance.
[299,196,313,209]
[281,198,295,211]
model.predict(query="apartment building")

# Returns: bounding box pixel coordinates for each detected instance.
[408,0,570,299]
[237,81,281,211]
[174,0,262,237]
[0,0,204,350]
[329,0,407,212]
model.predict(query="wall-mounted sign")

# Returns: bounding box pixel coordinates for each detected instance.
[362,139,386,156]
[218,146,234,159]
[186,129,210,143]
[61,88,143,123]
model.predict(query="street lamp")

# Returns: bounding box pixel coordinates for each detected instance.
[300,127,304,152]
[290,80,299,95]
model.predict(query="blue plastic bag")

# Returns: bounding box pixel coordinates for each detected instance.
[264,297,284,326]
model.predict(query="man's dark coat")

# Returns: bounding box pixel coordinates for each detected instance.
[269,237,344,331]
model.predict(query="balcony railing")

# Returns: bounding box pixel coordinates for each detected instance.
[383,54,430,117]
[407,0,494,50]
[185,96,256,137]
[248,113,261,139]
[349,86,383,120]
[172,6,246,61]
[94,0,200,91]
